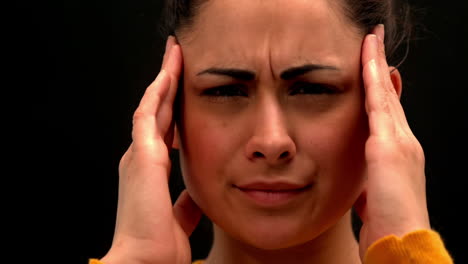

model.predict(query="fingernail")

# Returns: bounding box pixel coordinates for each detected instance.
[165,35,174,53]
[376,24,385,42]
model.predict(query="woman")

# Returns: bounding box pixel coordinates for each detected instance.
[91,0,453,263]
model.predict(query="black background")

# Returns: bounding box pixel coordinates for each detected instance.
[43,0,466,263]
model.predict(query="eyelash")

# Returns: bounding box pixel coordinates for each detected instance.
[289,82,336,95]
[203,85,248,97]
[202,82,335,98]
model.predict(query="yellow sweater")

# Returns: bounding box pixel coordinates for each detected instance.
[89,229,453,264]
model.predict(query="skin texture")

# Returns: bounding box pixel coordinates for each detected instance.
[101,0,430,263]
[176,0,368,262]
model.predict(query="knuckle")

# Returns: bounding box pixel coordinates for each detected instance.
[118,156,127,173]
[412,140,425,163]
[132,110,147,122]
[369,136,425,165]
[399,138,425,164]
[118,149,131,172]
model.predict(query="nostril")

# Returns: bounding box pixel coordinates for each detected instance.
[279,151,289,159]
[253,152,264,158]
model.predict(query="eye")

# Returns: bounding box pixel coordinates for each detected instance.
[289,82,335,95]
[202,85,248,97]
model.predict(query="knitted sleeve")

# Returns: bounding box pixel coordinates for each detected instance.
[364,229,453,264]
[89,229,453,264]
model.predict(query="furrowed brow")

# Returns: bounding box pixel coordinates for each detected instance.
[280,64,340,80]
[196,64,339,81]
[197,68,255,81]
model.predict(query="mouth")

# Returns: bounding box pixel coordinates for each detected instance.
[234,183,312,207]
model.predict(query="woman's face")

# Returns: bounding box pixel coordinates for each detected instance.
[176,0,368,249]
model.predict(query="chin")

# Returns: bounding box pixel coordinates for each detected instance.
[246,236,303,250]
[242,228,314,250]
[229,216,323,250]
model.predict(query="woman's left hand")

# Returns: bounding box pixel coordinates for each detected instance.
[355,24,431,259]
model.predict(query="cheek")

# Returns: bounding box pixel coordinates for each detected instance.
[179,117,228,177]
[307,94,368,196]
[317,108,367,161]
[177,101,241,204]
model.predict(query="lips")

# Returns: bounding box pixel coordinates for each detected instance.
[235,181,310,191]
[234,181,312,207]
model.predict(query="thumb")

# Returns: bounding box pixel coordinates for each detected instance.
[173,189,203,236]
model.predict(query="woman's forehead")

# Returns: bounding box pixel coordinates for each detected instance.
[180,0,362,78]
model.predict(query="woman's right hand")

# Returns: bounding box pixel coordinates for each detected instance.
[100,36,202,264]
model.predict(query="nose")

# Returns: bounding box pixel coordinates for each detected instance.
[245,100,296,166]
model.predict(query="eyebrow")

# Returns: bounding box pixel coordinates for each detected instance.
[196,64,340,81]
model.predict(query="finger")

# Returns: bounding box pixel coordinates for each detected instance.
[161,36,176,70]
[157,44,182,138]
[157,44,183,117]
[362,32,409,138]
[370,26,413,136]
[173,190,202,236]
[362,35,394,138]
[132,70,171,149]
[162,36,182,78]
[373,24,385,43]
[371,25,390,83]
[132,36,180,149]
[371,25,403,108]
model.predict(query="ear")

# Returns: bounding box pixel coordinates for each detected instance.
[172,124,180,149]
[389,66,403,99]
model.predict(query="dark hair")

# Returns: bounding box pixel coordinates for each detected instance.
[341,0,414,68]
[159,0,208,40]
[159,0,414,67]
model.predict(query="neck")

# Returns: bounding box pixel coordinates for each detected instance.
[204,210,361,264]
